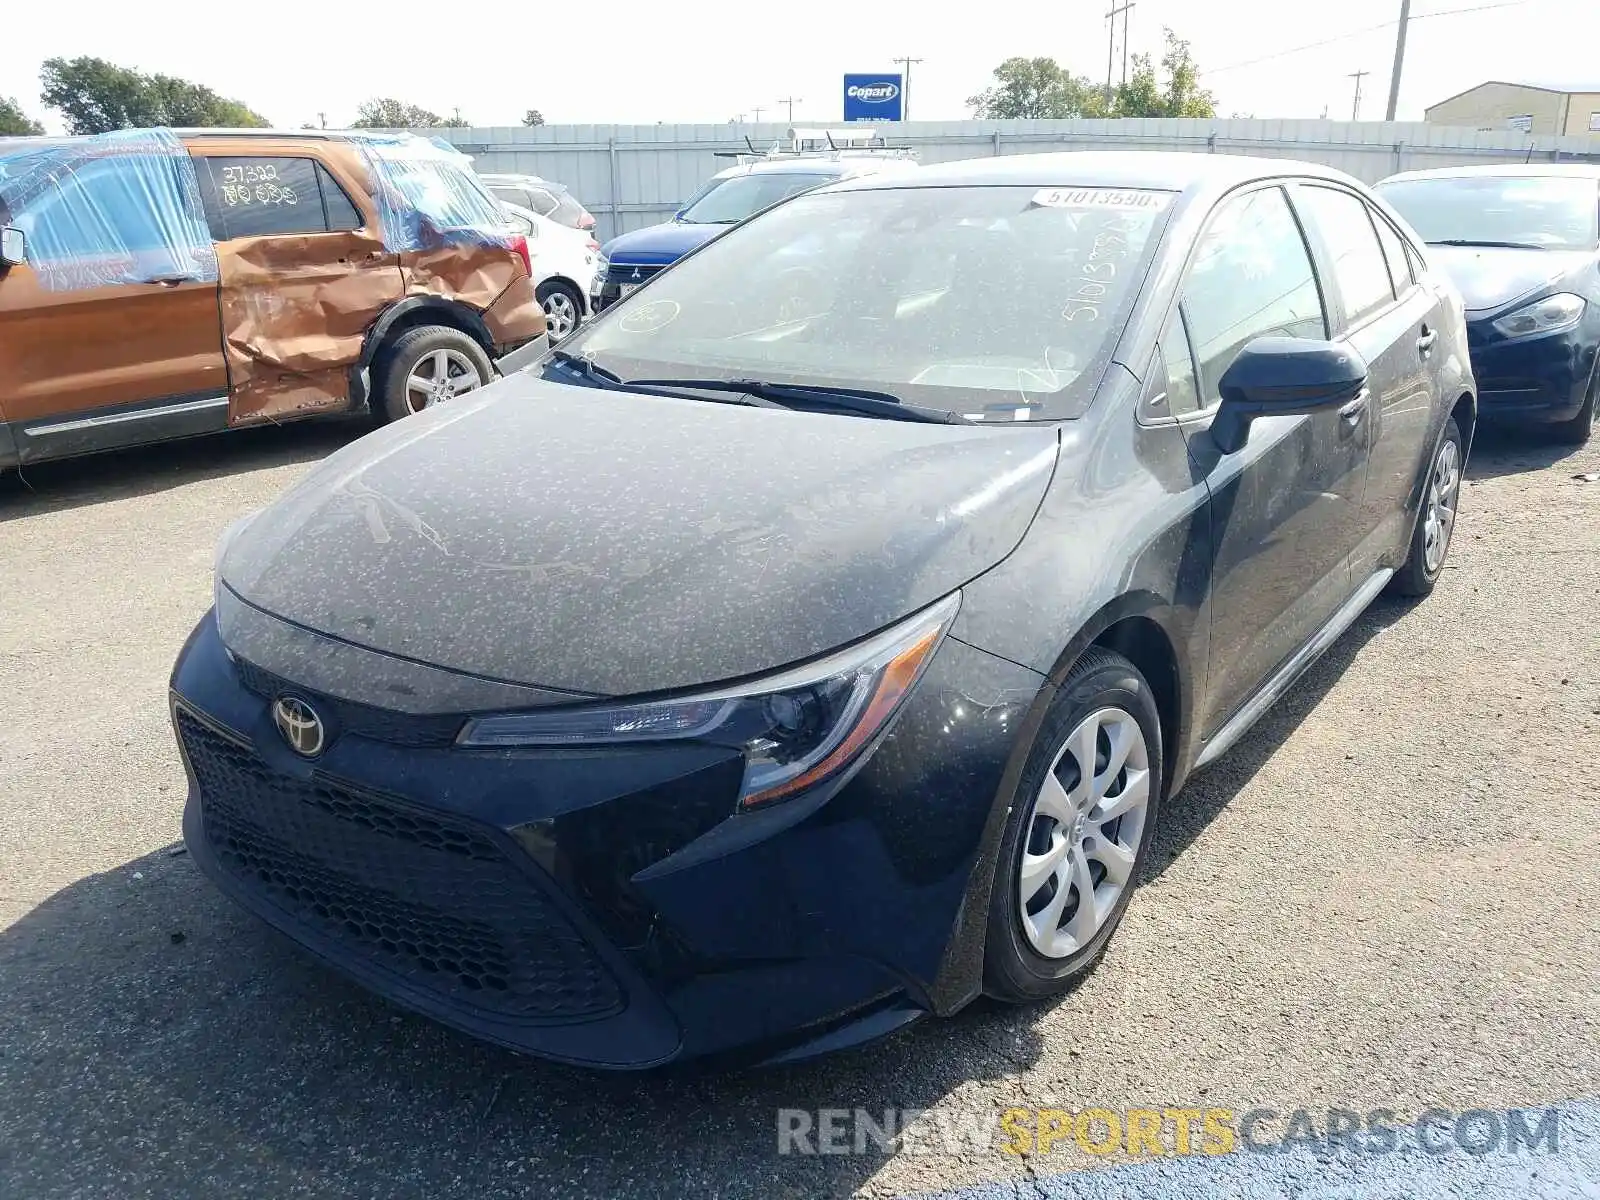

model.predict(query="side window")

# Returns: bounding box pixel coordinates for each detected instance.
[196,157,327,239]
[318,164,363,231]
[525,188,561,218]
[1149,312,1202,419]
[12,156,209,260]
[1294,185,1396,325]
[1371,213,1414,294]
[1182,186,1328,403]
[489,186,527,209]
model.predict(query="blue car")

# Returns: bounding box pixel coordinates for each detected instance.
[590,149,916,312]
[1376,164,1600,443]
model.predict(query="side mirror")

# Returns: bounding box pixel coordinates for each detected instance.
[0,227,25,267]
[1211,336,1368,454]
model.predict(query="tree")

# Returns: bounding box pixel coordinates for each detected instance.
[967,57,1099,119]
[351,98,446,129]
[1103,30,1217,118]
[0,95,44,136]
[39,57,268,134]
[522,109,546,127]
[967,31,1216,122]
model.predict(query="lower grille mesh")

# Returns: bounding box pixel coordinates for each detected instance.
[178,710,622,1023]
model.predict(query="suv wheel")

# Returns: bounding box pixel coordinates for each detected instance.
[536,281,583,342]
[377,326,493,422]
[983,648,1163,1003]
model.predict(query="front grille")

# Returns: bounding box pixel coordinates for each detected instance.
[606,261,665,286]
[177,709,623,1024]
[232,656,463,748]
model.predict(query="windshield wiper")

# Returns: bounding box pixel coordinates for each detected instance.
[1427,238,1548,250]
[548,348,625,385]
[625,378,971,424]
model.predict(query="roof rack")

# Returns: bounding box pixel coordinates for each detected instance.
[713,126,915,163]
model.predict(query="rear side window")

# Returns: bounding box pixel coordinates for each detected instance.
[1371,213,1415,293]
[1294,185,1397,325]
[1182,186,1327,402]
[524,187,561,217]
[489,185,530,210]
[196,156,365,240]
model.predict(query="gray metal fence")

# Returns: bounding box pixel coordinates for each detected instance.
[431,118,1600,243]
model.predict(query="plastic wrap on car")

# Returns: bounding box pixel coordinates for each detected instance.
[349,133,512,254]
[0,127,216,293]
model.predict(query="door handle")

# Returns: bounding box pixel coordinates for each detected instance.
[1338,387,1371,422]
[1416,327,1437,355]
[144,275,188,287]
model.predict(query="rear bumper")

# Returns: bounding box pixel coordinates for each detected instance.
[481,274,546,348]
[1468,321,1597,423]
[169,608,1042,1069]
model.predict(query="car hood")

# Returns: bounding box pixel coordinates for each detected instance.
[1427,245,1596,313]
[219,378,1060,697]
[603,221,722,264]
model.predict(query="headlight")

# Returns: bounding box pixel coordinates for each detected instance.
[458,592,961,809]
[1491,292,1585,338]
[592,255,609,287]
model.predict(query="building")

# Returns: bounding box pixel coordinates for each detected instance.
[1426,81,1600,136]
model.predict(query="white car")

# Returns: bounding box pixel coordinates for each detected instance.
[500,201,599,342]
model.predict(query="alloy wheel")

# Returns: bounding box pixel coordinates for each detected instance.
[406,348,484,413]
[1018,707,1152,959]
[1422,437,1461,574]
[542,291,578,340]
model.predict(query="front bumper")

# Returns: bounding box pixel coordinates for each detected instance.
[170,609,1043,1068]
[1466,319,1597,423]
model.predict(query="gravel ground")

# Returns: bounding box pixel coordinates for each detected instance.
[1,419,1597,1200]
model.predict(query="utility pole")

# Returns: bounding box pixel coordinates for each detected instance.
[1384,0,1411,121]
[1105,1,1134,105]
[751,105,765,123]
[316,111,327,129]
[778,96,802,123]
[1122,2,1135,85]
[893,56,924,120]
[1349,70,1369,121]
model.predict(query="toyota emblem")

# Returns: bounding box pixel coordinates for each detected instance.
[272,696,326,757]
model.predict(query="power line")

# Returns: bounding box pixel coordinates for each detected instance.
[1202,0,1528,78]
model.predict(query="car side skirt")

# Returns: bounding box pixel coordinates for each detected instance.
[1193,567,1394,771]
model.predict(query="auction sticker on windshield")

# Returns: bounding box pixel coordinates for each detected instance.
[1030,188,1172,211]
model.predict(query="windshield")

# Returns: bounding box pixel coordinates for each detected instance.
[1376,175,1600,250]
[562,184,1173,421]
[679,172,834,224]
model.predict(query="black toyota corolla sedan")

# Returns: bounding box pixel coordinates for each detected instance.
[171,151,1475,1070]
[1375,164,1599,444]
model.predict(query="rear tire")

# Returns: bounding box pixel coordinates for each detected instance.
[1549,370,1596,446]
[536,281,583,343]
[1388,416,1464,597]
[376,326,493,424]
[983,648,1163,1004]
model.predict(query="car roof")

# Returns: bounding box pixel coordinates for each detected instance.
[831,150,1363,198]
[713,154,917,181]
[1379,163,1600,183]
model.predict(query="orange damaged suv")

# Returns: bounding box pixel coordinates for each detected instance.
[0,128,546,469]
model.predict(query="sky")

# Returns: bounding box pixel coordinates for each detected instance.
[2,0,1597,133]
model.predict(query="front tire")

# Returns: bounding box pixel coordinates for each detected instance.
[1550,370,1596,446]
[1388,416,1464,597]
[983,648,1163,1004]
[376,326,493,423]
